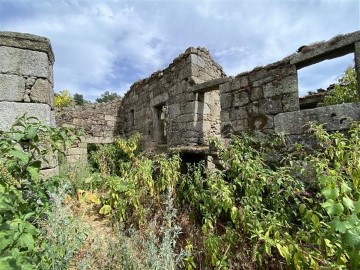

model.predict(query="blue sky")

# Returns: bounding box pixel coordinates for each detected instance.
[0,0,359,101]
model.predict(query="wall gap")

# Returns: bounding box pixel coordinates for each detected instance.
[154,103,167,144]
[297,53,356,110]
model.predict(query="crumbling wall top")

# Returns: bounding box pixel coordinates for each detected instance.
[290,30,360,68]
[124,46,225,98]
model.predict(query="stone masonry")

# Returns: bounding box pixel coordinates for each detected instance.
[55,30,360,162]
[0,31,57,176]
[2,30,360,167]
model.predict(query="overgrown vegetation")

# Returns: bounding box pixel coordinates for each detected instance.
[0,115,82,268]
[324,65,358,105]
[1,115,359,269]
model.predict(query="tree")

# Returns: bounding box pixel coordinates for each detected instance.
[73,93,88,106]
[54,90,73,108]
[95,91,121,103]
[324,65,358,105]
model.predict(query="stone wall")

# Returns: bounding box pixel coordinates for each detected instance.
[218,30,360,138]
[0,31,57,176]
[56,99,123,143]
[52,30,360,165]
[219,58,298,137]
[56,99,123,165]
[121,47,225,151]
[0,32,55,130]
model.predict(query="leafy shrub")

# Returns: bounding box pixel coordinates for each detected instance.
[178,124,360,269]
[0,115,81,268]
[324,66,358,105]
[54,90,73,108]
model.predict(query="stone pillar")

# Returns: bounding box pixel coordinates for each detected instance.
[0,31,55,128]
[355,42,360,99]
[0,31,56,176]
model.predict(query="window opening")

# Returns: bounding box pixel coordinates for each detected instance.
[130,109,135,126]
[154,104,167,144]
[297,53,356,109]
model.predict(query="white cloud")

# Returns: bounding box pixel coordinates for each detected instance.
[0,0,359,101]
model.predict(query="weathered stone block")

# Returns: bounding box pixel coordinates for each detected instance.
[274,103,360,135]
[0,102,53,131]
[252,76,273,87]
[233,91,249,107]
[40,167,59,179]
[0,74,25,101]
[30,78,53,106]
[249,114,274,130]
[221,111,230,123]
[282,93,300,112]
[219,81,231,93]
[263,75,297,98]
[229,106,248,121]
[250,87,263,101]
[355,42,360,98]
[232,119,249,133]
[0,46,50,78]
[258,97,282,115]
[188,54,206,68]
[220,92,233,110]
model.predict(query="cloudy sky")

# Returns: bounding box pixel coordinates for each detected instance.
[0,0,359,100]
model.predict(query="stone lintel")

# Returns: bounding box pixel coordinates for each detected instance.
[291,31,360,69]
[191,77,231,93]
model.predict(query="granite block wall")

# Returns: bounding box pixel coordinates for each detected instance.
[56,99,123,143]
[121,47,225,151]
[4,30,360,167]
[0,31,57,176]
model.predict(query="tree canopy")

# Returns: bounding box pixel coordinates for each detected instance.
[95,91,121,103]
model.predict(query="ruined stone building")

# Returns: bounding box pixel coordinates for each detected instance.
[1,30,360,166]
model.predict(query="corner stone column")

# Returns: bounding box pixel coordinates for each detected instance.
[355,42,360,99]
[0,31,57,177]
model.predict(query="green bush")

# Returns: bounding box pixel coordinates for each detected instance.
[0,115,82,269]
[324,66,358,105]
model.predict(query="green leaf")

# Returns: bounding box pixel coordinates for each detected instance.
[342,197,354,210]
[99,205,112,215]
[11,132,25,142]
[8,150,29,164]
[25,126,36,140]
[299,204,306,214]
[276,243,290,263]
[18,233,35,250]
[341,182,352,193]
[0,258,12,269]
[311,214,320,229]
[321,187,339,200]
[329,217,351,233]
[354,198,360,214]
[27,166,40,181]
[344,229,360,247]
[346,214,359,226]
[321,200,344,216]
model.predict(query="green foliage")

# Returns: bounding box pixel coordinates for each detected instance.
[95,91,121,103]
[324,66,358,105]
[54,89,73,108]
[0,115,82,269]
[2,114,360,269]
[97,136,180,226]
[73,93,88,106]
[176,124,360,269]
